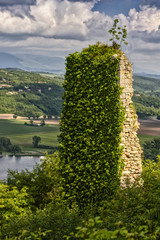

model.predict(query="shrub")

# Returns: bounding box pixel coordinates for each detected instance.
[32,136,41,148]
[7,144,21,153]
[66,216,160,240]
[7,152,62,208]
[0,137,21,153]
[13,114,17,119]
[40,120,45,126]
[65,160,160,239]
[4,159,160,240]
[0,183,30,238]
[3,204,81,240]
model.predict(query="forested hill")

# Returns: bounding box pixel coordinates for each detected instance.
[133,75,160,92]
[0,68,160,119]
[133,75,160,119]
[0,69,64,118]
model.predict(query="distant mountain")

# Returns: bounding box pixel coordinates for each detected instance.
[17,54,65,74]
[134,72,160,79]
[0,52,24,69]
[1,52,160,77]
[0,52,65,74]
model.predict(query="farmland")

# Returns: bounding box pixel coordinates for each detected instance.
[0,119,60,155]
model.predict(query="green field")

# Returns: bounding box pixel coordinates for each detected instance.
[0,119,157,155]
[0,119,60,155]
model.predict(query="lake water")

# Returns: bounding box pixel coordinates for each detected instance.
[0,155,41,180]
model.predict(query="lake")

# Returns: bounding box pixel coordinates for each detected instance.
[0,155,41,180]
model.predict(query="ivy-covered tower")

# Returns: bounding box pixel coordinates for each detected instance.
[59,43,142,208]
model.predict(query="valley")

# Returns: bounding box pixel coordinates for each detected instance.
[0,119,59,155]
[1,68,160,157]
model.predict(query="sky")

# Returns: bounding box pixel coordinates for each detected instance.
[0,0,160,74]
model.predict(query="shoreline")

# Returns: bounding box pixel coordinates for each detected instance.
[0,151,58,157]
[0,154,44,157]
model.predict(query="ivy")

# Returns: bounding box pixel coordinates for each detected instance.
[59,43,125,209]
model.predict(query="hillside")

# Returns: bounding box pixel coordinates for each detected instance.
[0,69,160,120]
[0,69,64,118]
[133,74,160,118]
[133,75,160,93]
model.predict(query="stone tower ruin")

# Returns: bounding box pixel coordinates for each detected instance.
[119,53,142,184]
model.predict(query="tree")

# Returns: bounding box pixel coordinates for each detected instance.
[13,114,17,119]
[143,137,160,161]
[7,144,21,154]
[157,114,160,120]
[48,115,52,119]
[35,113,41,119]
[40,120,45,126]
[0,137,11,148]
[32,136,41,148]
[108,18,128,48]
[30,120,34,125]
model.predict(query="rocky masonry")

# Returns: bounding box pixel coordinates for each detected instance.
[119,53,142,185]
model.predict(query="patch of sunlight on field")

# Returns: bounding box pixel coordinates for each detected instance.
[0,119,60,148]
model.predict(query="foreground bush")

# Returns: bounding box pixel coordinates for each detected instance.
[3,204,82,240]
[2,157,160,239]
[67,217,160,240]
[7,152,61,209]
[0,184,29,223]
[0,183,30,238]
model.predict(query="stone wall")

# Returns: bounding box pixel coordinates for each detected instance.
[119,53,142,185]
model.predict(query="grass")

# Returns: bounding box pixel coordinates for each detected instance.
[1,119,158,155]
[0,119,60,155]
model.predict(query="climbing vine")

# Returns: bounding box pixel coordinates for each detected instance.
[59,43,125,209]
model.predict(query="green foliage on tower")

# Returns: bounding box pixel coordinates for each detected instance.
[59,43,125,208]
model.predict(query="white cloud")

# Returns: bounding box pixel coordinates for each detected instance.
[0,0,111,41]
[0,0,160,74]
[128,5,160,33]
[113,5,160,73]
[115,5,160,34]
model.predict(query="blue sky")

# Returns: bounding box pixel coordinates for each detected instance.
[93,0,140,16]
[0,0,160,74]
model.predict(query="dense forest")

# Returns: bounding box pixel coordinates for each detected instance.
[0,69,64,118]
